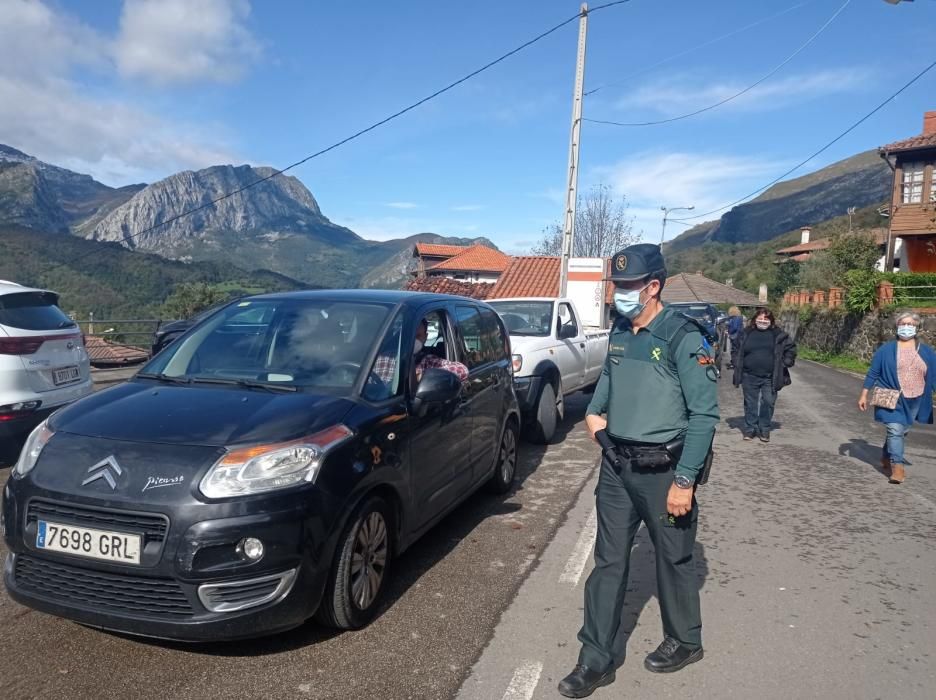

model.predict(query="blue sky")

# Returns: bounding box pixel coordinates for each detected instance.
[2,0,935,251]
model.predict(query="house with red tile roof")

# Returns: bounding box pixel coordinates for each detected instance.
[419,244,511,283]
[879,110,936,271]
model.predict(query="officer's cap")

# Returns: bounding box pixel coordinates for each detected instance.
[607,243,667,283]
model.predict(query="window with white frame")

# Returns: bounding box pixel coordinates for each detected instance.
[901,162,925,204]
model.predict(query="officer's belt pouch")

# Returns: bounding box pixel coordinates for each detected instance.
[618,438,684,470]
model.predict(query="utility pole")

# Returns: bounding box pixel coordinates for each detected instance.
[559,3,588,298]
[660,205,695,246]
[847,206,856,234]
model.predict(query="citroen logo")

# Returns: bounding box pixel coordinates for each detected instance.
[82,456,123,490]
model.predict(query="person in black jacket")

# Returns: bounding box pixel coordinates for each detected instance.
[731,307,797,442]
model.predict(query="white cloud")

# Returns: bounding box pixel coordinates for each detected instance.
[616,68,875,117]
[115,0,260,85]
[0,0,243,184]
[385,202,419,210]
[591,151,789,241]
[451,204,485,212]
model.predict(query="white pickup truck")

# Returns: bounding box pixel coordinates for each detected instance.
[487,297,609,443]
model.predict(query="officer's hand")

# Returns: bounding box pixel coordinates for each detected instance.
[667,484,693,517]
[585,414,608,441]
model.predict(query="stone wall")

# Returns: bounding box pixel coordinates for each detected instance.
[779,308,936,362]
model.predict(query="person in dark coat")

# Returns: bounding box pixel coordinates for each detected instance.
[726,306,744,369]
[858,311,936,484]
[731,307,797,442]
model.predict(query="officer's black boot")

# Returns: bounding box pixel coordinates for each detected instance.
[644,636,704,673]
[557,664,615,698]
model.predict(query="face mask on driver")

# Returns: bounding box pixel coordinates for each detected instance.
[755,319,770,330]
[897,324,917,340]
[613,283,650,319]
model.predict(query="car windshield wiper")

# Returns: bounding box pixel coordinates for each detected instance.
[137,372,192,385]
[188,376,298,393]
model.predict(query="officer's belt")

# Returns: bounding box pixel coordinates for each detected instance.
[608,435,685,469]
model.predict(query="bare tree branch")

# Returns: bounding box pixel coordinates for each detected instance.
[530,184,639,257]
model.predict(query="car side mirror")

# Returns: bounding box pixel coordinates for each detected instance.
[412,368,462,413]
[558,323,577,340]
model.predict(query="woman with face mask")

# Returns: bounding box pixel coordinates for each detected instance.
[731,307,797,442]
[858,312,936,484]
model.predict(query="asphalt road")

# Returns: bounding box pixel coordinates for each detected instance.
[2,361,934,699]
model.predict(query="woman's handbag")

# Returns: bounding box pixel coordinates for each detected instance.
[869,386,900,410]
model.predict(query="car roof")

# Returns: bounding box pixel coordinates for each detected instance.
[244,289,489,308]
[0,281,55,298]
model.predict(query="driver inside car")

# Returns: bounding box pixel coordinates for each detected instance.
[372,318,468,389]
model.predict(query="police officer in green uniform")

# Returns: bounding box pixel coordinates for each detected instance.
[558,243,719,698]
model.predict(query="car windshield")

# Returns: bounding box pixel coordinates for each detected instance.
[141,298,392,394]
[488,301,553,337]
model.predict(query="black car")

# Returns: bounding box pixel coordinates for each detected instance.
[2,291,520,641]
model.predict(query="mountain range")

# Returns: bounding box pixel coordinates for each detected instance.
[0,145,494,292]
[666,149,892,251]
[0,143,895,311]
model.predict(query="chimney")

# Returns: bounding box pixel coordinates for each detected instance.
[800,226,811,245]
[925,110,936,136]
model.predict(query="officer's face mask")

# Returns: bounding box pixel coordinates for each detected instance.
[897,324,918,340]
[613,282,651,319]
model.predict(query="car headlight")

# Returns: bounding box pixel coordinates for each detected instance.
[200,425,353,499]
[512,354,523,373]
[13,420,55,479]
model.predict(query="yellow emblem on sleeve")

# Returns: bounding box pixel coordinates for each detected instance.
[651,347,662,361]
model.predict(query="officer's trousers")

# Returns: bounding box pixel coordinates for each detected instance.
[577,457,702,672]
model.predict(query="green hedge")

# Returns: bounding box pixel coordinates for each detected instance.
[881,272,936,307]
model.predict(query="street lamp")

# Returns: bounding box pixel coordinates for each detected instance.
[660,205,695,245]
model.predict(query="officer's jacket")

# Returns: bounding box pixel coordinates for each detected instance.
[586,305,719,480]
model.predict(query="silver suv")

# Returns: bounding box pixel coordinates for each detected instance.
[0,282,92,442]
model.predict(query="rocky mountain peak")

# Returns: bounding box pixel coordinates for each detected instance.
[85,163,349,249]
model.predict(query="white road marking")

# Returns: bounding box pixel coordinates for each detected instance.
[501,661,543,700]
[559,507,598,586]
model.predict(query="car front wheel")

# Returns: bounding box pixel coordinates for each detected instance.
[316,495,392,630]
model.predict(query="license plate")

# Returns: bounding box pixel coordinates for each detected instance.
[36,520,141,565]
[53,366,81,386]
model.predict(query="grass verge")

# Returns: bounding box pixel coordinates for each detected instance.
[798,347,870,375]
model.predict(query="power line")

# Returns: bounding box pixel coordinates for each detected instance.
[66,0,635,267]
[584,0,816,97]
[584,0,852,128]
[671,56,936,225]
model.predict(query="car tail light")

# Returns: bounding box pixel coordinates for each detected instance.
[0,332,81,355]
[0,401,42,422]
[0,337,46,355]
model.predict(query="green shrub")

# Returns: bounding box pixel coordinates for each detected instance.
[880,272,936,307]
[843,269,879,313]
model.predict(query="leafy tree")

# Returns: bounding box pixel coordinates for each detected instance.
[774,261,801,297]
[532,184,639,257]
[162,283,228,320]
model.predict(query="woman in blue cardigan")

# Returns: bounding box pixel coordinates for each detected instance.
[858,311,936,484]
